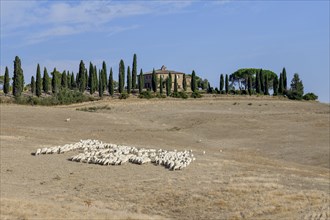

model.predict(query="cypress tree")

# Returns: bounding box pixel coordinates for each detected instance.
[3,67,9,95]
[166,77,170,96]
[88,62,94,94]
[127,66,132,94]
[61,70,67,89]
[108,68,114,96]
[13,56,24,97]
[225,74,229,94]
[30,76,35,95]
[259,69,264,94]
[255,71,260,94]
[220,74,224,93]
[118,59,125,94]
[43,67,49,93]
[51,68,58,94]
[84,69,88,90]
[191,70,197,92]
[77,60,86,92]
[138,69,143,93]
[264,74,269,95]
[99,70,103,97]
[174,74,178,93]
[273,75,279,96]
[289,73,304,98]
[67,72,71,89]
[159,76,163,95]
[102,61,107,90]
[71,72,76,89]
[282,67,287,91]
[168,72,172,92]
[151,68,157,92]
[248,75,252,95]
[132,54,137,89]
[207,82,212,93]
[93,66,98,91]
[182,74,187,91]
[36,64,42,97]
[278,73,284,94]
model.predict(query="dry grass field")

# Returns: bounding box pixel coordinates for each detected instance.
[0,97,329,219]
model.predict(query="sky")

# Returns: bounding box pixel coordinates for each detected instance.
[1,0,329,102]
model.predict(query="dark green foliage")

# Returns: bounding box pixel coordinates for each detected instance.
[88,62,94,94]
[168,72,172,92]
[119,93,129,99]
[159,76,163,95]
[287,73,304,100]
[151,68,157,93]
[248,75,252,95]
[282,67,287,91]
[51,68,58,94]
[206,82,212,93]
[30,76,35,95]
[255,71,260,94]
[191,70,197,92]
[43,67,50,93]
[118,59,125,94]
[191,91,202,98]
[99,70,103,97]
[303,93,318,101]
[264,74,269,95]
[67,72,71,89]
[102,61,107,90]
[225,74,229,94]
[61,70,67,89]
[71,72,76,89]
[77,60,86,92]
[172,91,188,99]
[273,75,279,96]
[13,56,24,97]
[182,74,187,91]
[132,54,137,89]
[4,67,10,95]
[174,74,178,93]
[138,69,143,93]
[35,64,42,97]
[259,69,264,93]
[93,66,98,91]
[220,74,224,92]
[127,66,132,94]
[108,68,114,96]
[139,91,153,99]
[278,73,284,94]
[166,76,171,96]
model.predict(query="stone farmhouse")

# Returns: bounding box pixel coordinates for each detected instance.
[143,65,191,90]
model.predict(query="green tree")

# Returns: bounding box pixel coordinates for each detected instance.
[220,74,224,93]
[102,61,107,90]
[35,64,42,97]
[273,75,279,96]
[127,66,132,94]
[12,56,24,97]
[30,76,35,95]
[67,72,71,89]
[138,69,143,93]
[88,62,95,94]
[174,74,178,93]
[43,67,50,93]
[287,73,304,100]
[182,74,187,91]
[191,70,197,92]
[61,70,67,89]
[151,68,157,93]
[159,75,163,95]
[278,73,284,94]
[264,74,269,95]
[51,68,58,94]
[166,76,171,96]
[118,59,125,94]
[282,67,287,91]
[132,53,137,89]
[3,67,10,95]
[255,71,260,94]
[108,68,114,96]
[93,65,98,91]
[99,70,103,97]
[259,69,264,94]
[248,75,252,95]
[77,60,86,92]
[168,72,172,92]
[225,74,229,94]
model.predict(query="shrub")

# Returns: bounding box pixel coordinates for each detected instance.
[155,93,166,98]
[191,91,202,98]
[138,91,153,99]
[303,93,318,101]
[286,90,303,100]
[119,93,129,99]
[172,91,188,99]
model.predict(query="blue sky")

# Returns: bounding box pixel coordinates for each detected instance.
[1,1,329,102]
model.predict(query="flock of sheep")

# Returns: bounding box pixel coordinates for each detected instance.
[32,139,196,171]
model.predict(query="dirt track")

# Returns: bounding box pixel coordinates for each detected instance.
[0,97,329,219]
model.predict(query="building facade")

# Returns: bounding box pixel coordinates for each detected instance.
[143,65,191,90]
